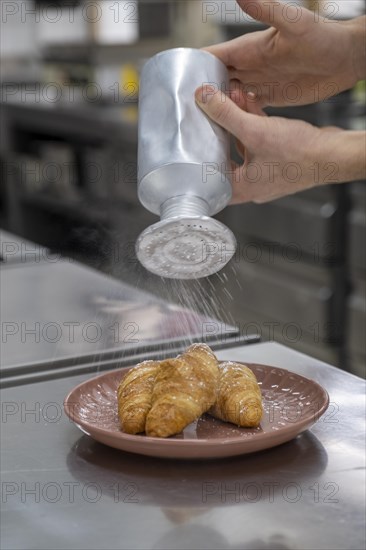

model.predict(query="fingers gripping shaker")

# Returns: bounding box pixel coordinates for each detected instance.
[136,48,237,279]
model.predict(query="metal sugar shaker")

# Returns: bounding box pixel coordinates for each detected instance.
[136,48,236,279]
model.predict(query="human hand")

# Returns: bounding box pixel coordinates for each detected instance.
[195,85,366,203]
[205,0,365,108]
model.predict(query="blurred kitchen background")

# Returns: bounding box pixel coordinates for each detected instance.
[1,0,365,377]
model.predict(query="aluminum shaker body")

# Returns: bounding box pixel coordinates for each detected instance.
[136,48,237,279]
[138,48,232,217]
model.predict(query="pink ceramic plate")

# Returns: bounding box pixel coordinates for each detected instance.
[64,363,329,459]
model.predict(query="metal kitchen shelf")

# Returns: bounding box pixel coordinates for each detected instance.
[0,335,259,389]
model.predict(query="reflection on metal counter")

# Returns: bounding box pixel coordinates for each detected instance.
[0,256,240,382]
[136,48,236,279]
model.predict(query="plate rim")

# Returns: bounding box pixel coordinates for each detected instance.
[63,362,330,448]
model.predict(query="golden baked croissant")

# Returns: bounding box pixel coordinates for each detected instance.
[209,361,263,428]
[145,343,219,438]
[117,360,160,434]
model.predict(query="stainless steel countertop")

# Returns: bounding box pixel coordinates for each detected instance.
[1,342,365,550]
[0,230,49,264]
[1,259,236,376]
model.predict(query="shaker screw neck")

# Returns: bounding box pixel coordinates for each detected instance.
[160,196,210,220]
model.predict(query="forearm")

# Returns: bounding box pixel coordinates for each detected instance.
[319,131,366,185]
[343,16,366,82]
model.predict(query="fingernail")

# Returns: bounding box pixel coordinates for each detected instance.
[247,92,257,101]
[195,85,218,105]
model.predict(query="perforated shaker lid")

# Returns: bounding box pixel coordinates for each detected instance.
[136,216,236,279]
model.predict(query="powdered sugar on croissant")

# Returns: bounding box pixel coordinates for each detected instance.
[145,344,219,438]
[209,361,263,428]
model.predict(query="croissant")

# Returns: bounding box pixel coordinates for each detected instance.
[145,343,219,438]
[117,360,160,434]
[209,361,263,428]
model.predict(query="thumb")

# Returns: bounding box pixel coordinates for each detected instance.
[195,85,262,145]
[237,0,306,31]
